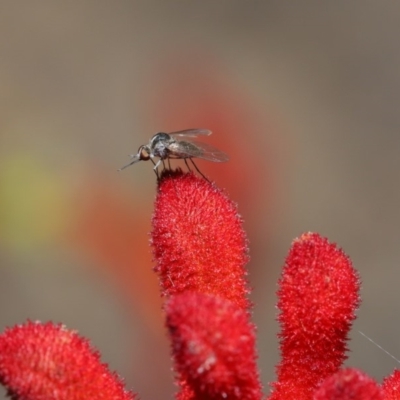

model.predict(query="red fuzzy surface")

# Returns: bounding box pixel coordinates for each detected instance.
[381,369,400,399]
[270,233,360,399]
[0,321,136,400]
[151,170,250,310]
[166,292,262,400]
[313,368,382,400]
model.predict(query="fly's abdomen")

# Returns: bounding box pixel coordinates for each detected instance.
[167,141,203,159]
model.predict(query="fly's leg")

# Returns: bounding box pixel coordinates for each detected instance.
[167,158,171,170]
[184,158,192,172]
[153,158,162,170]
[151,158,161,179]
[190,159,210,182]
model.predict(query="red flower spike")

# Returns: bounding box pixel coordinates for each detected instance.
[151,170,251,311]
[270,232,360,400]
[381,369,400,399]
[166,292,262,400]
[175,379,196,400]
[313,368,383,400]
[0,321,136,400]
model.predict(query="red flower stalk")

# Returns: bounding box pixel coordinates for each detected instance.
[0,321,136,400]
[313,368,383,400]
[151,170,251,311]
[166,292,262,400]
[382,370,400,399]
[151,170,262,398]
[2,167,397,400]
[269,233,360,400]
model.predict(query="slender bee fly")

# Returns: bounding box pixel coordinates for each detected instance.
[119,129,229,179]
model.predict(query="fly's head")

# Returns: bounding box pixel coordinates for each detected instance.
[118,144,151,171]
[138,144,151,161]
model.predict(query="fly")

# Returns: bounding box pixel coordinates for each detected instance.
[118,128,229,180]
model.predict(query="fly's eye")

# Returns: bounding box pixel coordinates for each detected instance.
[139,146,150,160]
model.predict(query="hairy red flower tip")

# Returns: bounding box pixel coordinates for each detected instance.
[381,369,400,399]
[0,321,136,400]
[175,380,195,400]
[313,368,382,400]
[151,170,250,310]
[269,233,360,399]
[166,292,262,400]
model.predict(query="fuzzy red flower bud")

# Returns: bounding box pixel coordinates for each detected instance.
[0,321,136,400]
[166,292,262,400]
[313,368,382,400]
[381,369,400,399]
[151,170,251,310]
[270,233,360,399]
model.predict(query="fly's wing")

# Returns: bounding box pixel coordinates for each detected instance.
[169,128,212,138]
[118,153,141,171]
[167,140,229,162]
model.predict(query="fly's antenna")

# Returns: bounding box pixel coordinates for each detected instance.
[359,330,400,364]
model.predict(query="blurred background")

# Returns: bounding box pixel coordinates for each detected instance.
[1,1,400,398]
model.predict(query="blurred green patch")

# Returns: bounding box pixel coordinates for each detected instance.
[0,154,71,253]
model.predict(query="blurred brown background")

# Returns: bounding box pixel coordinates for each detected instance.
[1,1,400,398]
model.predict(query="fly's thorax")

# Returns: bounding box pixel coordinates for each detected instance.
[150,132,173,158]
